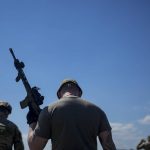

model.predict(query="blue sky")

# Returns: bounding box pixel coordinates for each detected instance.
[0,0,150,149]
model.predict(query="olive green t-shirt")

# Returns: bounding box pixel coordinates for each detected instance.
[34,96,111,150]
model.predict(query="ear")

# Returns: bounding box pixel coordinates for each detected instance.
[4,110,10,116]
[59,90,64,99]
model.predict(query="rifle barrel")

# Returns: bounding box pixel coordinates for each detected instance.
[9,48,16,60]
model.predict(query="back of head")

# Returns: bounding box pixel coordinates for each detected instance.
[0,101,12,114]
[57,79,82,99]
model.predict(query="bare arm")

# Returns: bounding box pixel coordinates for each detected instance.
[28,123,48,150]
[98,130,116,150]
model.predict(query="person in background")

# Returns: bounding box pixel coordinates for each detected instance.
[0,101,24,150]
[137,135,150,150]
[27,79,116,150]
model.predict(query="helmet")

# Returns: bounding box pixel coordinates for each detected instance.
[0,101,12,114]
[57,79,82,99]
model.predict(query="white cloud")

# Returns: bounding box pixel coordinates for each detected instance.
[111,122,134,132]
[110,122,140,149]
[138,115,150,125]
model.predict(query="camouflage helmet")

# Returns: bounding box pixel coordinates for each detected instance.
[57,79,82,99]
[0,101,12,114]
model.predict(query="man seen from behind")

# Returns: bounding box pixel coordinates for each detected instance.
[27,79,116,150]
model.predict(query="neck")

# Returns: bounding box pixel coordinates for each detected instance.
[62,92,73,97]
[0,113,8,120]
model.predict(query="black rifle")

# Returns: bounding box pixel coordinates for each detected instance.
[9,48,44,115]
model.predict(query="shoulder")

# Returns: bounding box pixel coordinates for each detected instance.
[80,98,105,111]
[43,97,106,116]
[3,119,18,129]
[0,119,20,134]
[81,98,109,120]
[145,142,150,146]
[40,101,59,118]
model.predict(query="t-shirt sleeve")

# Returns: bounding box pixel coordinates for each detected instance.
[98,110,112,134]
[34,106,52,139]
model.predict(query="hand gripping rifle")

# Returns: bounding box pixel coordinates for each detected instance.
[9,48,44,115]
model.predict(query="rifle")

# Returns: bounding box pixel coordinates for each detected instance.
[9,48,44,115]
